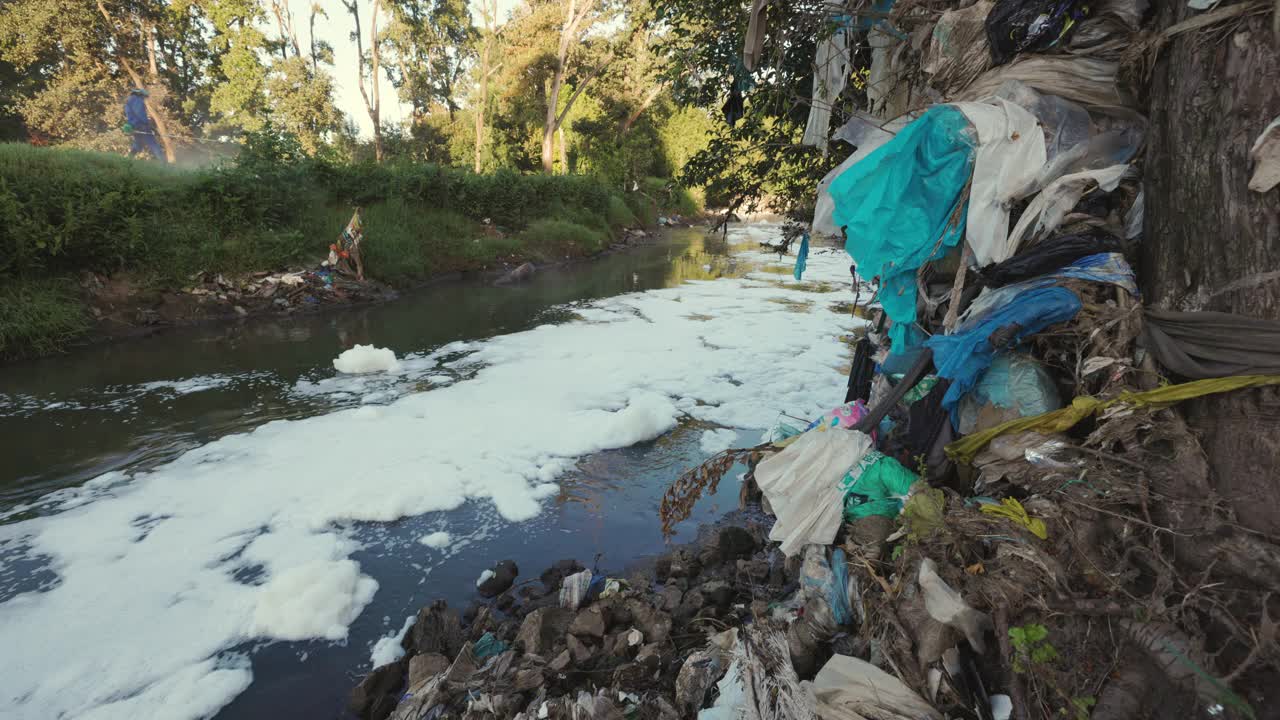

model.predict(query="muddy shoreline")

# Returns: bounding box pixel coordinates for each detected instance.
[52,226,671,363]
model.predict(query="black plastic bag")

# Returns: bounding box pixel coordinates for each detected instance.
[976,232,1121,288]
[985,0,1090,65]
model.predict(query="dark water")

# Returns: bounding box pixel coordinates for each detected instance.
[0,228,767,719]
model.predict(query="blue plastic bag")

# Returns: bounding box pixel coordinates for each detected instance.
[829,105,976,351]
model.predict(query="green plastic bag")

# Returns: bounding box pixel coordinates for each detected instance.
[841,451,918,520]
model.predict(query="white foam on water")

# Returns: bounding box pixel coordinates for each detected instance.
[369,615,416,669]
[699,428,739,455]
[0,226,864,720]
[333,345,400,374]
[137,376,236,395]
[419,531,452,549]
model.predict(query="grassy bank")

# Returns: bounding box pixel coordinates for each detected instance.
[0,143,700,359]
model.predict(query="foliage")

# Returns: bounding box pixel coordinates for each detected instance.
[1009,623,1059,673]
[0,277,89,359]
[654,0,848,210]
[518,218,608,260]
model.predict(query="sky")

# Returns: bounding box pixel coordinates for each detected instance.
[304,0,521,138]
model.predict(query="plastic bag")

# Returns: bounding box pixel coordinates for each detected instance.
[841,450,918,520]
[992,79,1091,162]
[811,115,902,237]
[957,354,1061,435]
[756,429,874,556]
[985,0,1091,65]
[924,1,995,97]
[918,558,993,651]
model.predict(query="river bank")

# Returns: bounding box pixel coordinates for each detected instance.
[67,222,668,356]
[0,142,702,361]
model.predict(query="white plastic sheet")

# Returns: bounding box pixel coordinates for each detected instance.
[802,26,852,151]
[1007,163,1132,253]
[954,99,1048,267]
[918,558,993,652]
[754,428,873,556]
[808,654,942,720]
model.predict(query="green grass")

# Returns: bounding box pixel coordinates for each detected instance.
[518,219,609,261]
[0,277,90,359]
[0,143,676,359]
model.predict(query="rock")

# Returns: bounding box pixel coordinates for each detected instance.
[737,557,770,582]
[496,591,517,612]
[675,649,726,714]
[404,600,464,658]
[849,515,895,562]
[654,555,672,582]
[718,527,757,561]
[675,589,706,623]
[478,559,519,598]
[540,558,584,592]
[368,694,398,720]
[566,633,593,664]
[495,262,536,286]
[668,549,702,579]
[624,599,673,645]
[407,653,449,689]
[550,649,571,672]
[349,658,406,718]
[514,607,572,657]
[233,305,248,317]
[568,606,607,638]
[658,585,683,612]
[635,643,662,671]
[700,580,734,610]
[514,667,545,692]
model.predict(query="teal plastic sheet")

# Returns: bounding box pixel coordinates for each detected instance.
[830,105,976,350]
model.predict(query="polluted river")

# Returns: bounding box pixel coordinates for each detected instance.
[0,224,866,720]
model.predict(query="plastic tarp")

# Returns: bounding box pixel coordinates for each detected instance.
[809,654,943,720]
[957,354,1061,434]
[811,114,905,237]
[830,105,976,349]
[991,80,1091,163]
[947,375,1280,464]
[923,1,995,98]
[962,252,1137,325]
[977,232,1122,288]
[1143,308,1280,379]
[953,99,1048,267]
[1006,163,1131,254]
[958,56,1132,109]
[755,428,874,556]
[802,25,852,151]
[926,286,1082,417]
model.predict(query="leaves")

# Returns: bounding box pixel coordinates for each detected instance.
[658,448,754,537]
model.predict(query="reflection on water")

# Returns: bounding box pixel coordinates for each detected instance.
[0,229,760,508]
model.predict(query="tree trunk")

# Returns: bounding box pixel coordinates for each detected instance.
[475,0,494,173]
[369,0,382,162]
[542,73,562,173]
[345,0,382,162]
[558,125,567,173]
[1143,2,1280,535]
[619,84,663,138]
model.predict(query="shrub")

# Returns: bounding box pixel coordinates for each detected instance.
[518,219,608,260]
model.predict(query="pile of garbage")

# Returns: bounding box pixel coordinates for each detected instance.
[184,268,392,315]
[345,0,1280,717]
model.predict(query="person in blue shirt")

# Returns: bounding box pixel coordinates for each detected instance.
[124,88,165,161]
